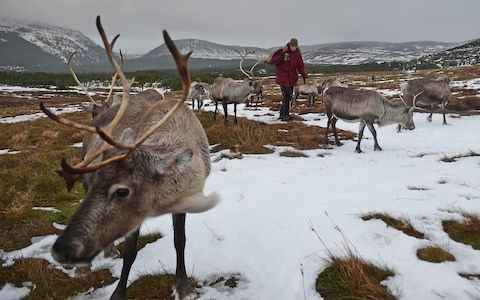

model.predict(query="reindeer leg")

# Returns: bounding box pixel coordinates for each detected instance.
[355,122,366,153]
[441,102,448,125]
[172,213,195,300]
[234,103,238,125]
[324,113,332,146]
[223,101,229,127]
[110,228,140,300]
[366,123,382,151]
[397,124,402,133]
[213,100,218,122]
[332,118,343,146]
[427,104,433,122]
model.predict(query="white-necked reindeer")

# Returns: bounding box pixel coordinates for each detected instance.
[324,86,422,153]
[42,16,218,300]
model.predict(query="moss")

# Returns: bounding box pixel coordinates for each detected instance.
[279,150,309,158]
[0,258,114,300]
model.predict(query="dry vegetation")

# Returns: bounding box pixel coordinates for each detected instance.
[126,274,198,300]
[442,213,480,250]
[416,246,456,263]
[362,213,425,239]
[316,253,396,300]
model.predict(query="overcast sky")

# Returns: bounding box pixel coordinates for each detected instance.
[1,0,479,55]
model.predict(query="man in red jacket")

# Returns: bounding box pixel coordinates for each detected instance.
[269,38,308,121]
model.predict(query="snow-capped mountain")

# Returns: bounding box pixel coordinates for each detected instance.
[0,19,473,73]
[408,38,480,68]
[0,19,107,72]
[143,39,269,60]
[301,41,457,65]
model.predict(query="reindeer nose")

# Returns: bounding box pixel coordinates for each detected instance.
[51,239,85,264]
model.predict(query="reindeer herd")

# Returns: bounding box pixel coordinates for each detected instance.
[38,16,455,300]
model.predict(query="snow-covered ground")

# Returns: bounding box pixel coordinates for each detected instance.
[1,80,480,299]
[2,107,480,299]
[0,104,82,124]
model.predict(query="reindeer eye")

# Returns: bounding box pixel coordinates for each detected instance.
[115,188,130,198]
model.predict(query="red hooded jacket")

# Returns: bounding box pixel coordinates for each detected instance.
[269,45,307,87]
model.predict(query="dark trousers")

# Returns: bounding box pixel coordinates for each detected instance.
[280,86,293,117]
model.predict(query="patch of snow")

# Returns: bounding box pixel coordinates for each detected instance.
[0,283,30,300]
[0,149,21,155]
[32,207,60,213]
[0,104,82,124]
[70,142,83,148]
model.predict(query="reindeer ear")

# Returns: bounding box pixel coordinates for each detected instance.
[134,148,193,176]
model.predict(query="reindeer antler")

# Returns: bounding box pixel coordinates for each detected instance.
[237,49,254,79]
[41,16,192,180]
[67,52,98,105]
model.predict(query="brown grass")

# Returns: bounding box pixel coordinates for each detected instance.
[416,246,456,263]
[316,253,396,300]
[362,213,425,239]
[0,258,115,299]
[197,111,354,154]
[279,149,309,157]
[443,213,480,250]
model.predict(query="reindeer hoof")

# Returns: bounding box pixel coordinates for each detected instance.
[427,116,432,122]
[335,141,343,146]
[355,148,363,153]
[374,146,383,151]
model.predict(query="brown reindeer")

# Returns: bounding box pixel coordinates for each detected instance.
[42,16,218,300]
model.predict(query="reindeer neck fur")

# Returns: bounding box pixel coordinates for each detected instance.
[226,80,254,104]
[378,100,407,126]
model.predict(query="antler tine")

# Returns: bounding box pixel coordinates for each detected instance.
[399,95,408,106]
[129,30,192,148]
[40,102,97,133]
[412,91,424,108]
[238,50,253,79]
[68,52,98,105]
[96,16,133,136]
[103,50,124,105]
[249,55,262,79]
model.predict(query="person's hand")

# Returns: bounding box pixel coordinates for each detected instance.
[282,46,289,53]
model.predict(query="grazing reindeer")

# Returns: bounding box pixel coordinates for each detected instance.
[211,50,263,126]
[398,74,451,131]
[292,80,320,107]
[42,16,218,300]
[324,87,421,153]
[188,81,211,112]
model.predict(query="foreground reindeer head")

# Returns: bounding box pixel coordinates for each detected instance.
[44,16,197,264]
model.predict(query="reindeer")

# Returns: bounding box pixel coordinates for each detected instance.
[211,50,263,126]
[319,78,348,96]
[291,80,320,107]
[324,86,421,153]
[398,74,451,131]
[42,16,219,300]
[188,81,211,112]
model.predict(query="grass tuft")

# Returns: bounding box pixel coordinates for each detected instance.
[0,258,114,299]
[416,246,456,263]
[127,273,198,300]
[362,213,425,239]
[279,149,309,158]
[443,213,480,250]
[440,151,480,162]
[316,254,396,300]
[116,232,163,257]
